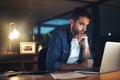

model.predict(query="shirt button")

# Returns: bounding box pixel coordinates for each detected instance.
[64,50,67,53]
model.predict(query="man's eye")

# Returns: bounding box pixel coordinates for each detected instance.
[79,22,84,25]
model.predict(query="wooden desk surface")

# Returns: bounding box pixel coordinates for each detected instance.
[5,71,120,80]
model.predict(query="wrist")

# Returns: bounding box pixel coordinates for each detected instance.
[83,44,89,49]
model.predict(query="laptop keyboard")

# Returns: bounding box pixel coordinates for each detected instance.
[89,67,100,72]
[79,67,100,72]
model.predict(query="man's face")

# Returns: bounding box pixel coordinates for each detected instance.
[70,16,90,35]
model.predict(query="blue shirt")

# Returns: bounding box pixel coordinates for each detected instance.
[46,27,92,71]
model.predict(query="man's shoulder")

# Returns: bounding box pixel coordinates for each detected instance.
[53,29,68,37]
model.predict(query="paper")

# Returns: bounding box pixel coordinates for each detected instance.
[50,72,87,79]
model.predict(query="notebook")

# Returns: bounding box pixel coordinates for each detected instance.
[75,41,120,74]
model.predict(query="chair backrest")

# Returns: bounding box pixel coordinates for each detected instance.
[37,47,48,71]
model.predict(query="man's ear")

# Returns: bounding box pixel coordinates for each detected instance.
[70,19,74,26]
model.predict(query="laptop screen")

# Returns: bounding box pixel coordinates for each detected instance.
[100,41,120,73]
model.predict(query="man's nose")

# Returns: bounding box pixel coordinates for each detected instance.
[83,26,87,31]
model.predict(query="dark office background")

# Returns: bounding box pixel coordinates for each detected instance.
[0,0,120,67]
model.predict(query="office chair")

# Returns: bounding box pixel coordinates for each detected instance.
[37,47,48,71]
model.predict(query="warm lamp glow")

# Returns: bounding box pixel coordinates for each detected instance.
[9,22,19,52]
[9,29,19,40]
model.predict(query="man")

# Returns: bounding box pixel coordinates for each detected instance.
[46,7,94,71]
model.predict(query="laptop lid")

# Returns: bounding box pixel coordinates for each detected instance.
[100,41,120,73]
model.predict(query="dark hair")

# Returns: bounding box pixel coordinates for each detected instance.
[70,7,92,21]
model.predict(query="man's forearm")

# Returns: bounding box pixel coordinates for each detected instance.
[82,46,90,59]
[60,64,83,71]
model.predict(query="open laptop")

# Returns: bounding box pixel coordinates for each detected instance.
[75,41,120,74]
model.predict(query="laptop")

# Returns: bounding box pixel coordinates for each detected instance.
[75,41,120,74]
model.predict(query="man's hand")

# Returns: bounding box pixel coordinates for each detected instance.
[78,59,94,69]
[75,33,89,48]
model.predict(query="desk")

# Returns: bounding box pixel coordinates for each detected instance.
[5,71,120,80]
[0,54,38,72]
